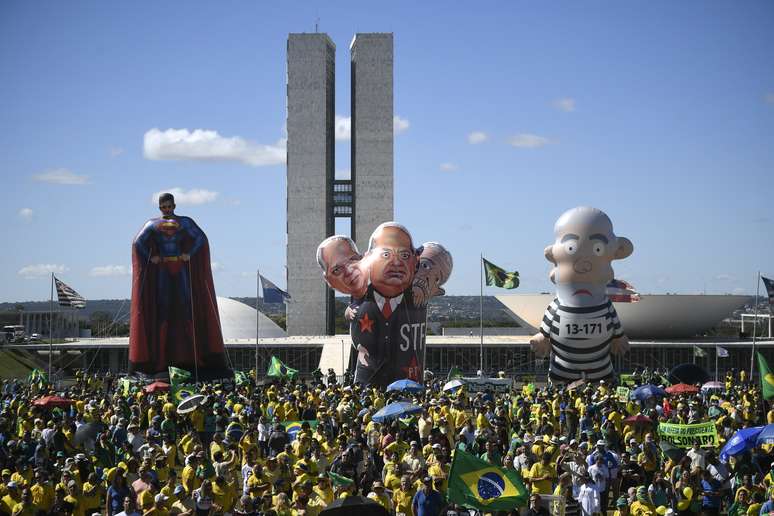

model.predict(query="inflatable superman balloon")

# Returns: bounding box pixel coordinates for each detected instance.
[530,207,633,383]
[129,192,230,379]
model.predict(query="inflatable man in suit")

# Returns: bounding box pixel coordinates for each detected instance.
[348,223,429,387]
[530,207,633,383]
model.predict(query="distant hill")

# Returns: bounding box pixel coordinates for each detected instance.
[0,295,518,324]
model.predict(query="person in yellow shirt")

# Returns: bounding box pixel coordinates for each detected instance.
[528,452,556,495]
[212,475,236,514]
[1,483,22,515]
[80,472,103,515]
[313,475,334,507]
[366,481,393,512]
[10,489,33,516]
[30,472,54,513]
[393,475,416,516]
[181,454,201,494]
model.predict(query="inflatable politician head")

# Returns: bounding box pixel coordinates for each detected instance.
[412,242,454,306]
[366,222,418,298]
[316,235,369,299]
[545,207,633,307]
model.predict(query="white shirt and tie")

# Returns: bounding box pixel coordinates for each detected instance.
[373,291,403,319]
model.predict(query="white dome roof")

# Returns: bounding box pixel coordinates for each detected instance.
[216,297,286,339]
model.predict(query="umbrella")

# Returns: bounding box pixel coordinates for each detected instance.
[443,379,465,392]
[567,379,585,391]
[631,384,667,401]
[756,424,774,446]
[720,426,764,463]
[659,441,685,462]
[144,381,170,393]
[669,363,710,386]
[701,381,724,392]
[372,401,423,423]
[624,415,654,425]
[320,495,390,516]
[74,422,105,448]
[665,383,700,395]
[386,379,424,393]
[177,394,207,415]
[33,395,75,408]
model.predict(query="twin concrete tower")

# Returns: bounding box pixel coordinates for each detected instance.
[286,33,394,336]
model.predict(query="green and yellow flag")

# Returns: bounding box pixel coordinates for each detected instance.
[328,471,353,487]
[447,449,528,510]
[267,356,298,380]
[757,352,774,400]
[234,370,249,386]
[169,366,192,386]
[483,259,519,289]
[282,420,318,440]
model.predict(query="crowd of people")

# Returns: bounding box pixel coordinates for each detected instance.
[0,366,770,516]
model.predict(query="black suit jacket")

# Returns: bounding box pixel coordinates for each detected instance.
[350,286,427,388]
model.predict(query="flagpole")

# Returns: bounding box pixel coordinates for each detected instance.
[255,269,261,378]
[49,273,53,381]
[480,253,484,375]
[715,344,718,382]
[751,271,761,381]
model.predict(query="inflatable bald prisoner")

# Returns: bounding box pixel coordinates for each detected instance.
[530,207,633,383]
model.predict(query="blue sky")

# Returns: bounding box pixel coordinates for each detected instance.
[1,1,773,303]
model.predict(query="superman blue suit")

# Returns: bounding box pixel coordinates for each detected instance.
[129,215,229,378]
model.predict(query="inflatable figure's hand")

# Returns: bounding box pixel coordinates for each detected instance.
[611,335,630,356]
[344,305,358,321]
[356,344,371,367]
[530,333,551,358]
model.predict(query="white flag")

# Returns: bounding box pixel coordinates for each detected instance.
[716,346,729,358]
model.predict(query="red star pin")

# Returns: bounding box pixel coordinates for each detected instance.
[359,313,374,333]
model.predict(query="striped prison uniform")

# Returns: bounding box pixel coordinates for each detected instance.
[539,297,623,382]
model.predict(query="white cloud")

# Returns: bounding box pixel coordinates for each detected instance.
[143,128,285,167]
[393,115,410,134]
[467,131,488,144]
[508,133,551,148]
[109,147,124,157]
[151,188,219,206]
[439,162,458,172]
[33,168,89,185]
[553,97,576,112]
[18,208,33,220]
[89,265,130,277]
[211,262,224,272]
[18,264,68,279]
[335,116,352,141]
[765,93,774,105]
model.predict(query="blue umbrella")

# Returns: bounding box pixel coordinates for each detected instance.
[756,424,774,446]
[386,379,424,393]
[631,384,667,401]
[372,401,423,423]
[720,426,764,463]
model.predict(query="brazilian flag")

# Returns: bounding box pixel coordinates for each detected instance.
[234,370,249,386]
[447,449,528,510]
[757,352,774,400]
[483,259,519,289]
[172,384,197,402]
[328,471,353,487]
[282,420,318,440]
[169,366,192,385]
[267,356,298,380]
[448,366,463,380]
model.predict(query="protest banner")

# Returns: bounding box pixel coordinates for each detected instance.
[658,422,718,448]
[616,386,630,402]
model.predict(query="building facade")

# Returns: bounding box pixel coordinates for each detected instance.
[286,34,336,336]
[286,33,394,335]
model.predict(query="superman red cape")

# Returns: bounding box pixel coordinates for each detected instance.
[129,218,230,379]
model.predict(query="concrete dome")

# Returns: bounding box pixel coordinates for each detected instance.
[216,297,286,339]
